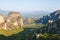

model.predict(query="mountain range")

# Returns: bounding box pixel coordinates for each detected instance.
[21,11,50,18]
[35,10,60,24]
[0,10,50,18]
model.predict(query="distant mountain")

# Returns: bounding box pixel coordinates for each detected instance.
[0,10,50,19]
[0,10,8,16]
[21,11,50,18]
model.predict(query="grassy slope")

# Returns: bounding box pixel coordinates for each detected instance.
[0,28,23,36]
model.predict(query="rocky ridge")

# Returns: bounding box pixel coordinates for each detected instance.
[35,10,60,24]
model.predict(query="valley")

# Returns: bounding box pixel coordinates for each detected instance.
[0,10,60,40]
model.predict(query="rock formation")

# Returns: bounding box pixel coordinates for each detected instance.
[7,12,23,28]
[0,12,23,30]
[24,17,34,25]
[35,10,60,24]
[0,14,5,29]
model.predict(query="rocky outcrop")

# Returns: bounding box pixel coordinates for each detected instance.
[0,14,5,24]
[0,14,5,29]
[46,10,60,33]
[35,10,60,24]
[24,18,34,25]
[0,12,23,30]
[7,12,23,28]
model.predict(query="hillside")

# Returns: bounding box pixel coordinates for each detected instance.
[0,19,60,40]
[0,10,60,40]
[35,10,60,24]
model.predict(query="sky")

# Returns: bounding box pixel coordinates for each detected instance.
[0,0,60,12]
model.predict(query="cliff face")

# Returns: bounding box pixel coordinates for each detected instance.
[0,12,23,30]
[0,14,5,24]
[0,14,5,29]
[7,12,23,28]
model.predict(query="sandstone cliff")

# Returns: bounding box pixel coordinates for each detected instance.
[0,12,23,30]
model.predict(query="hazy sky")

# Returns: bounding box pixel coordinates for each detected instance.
[0,0,60,12]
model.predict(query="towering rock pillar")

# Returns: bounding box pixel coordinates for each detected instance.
[7,11,23,28]
[0,11,23,30]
